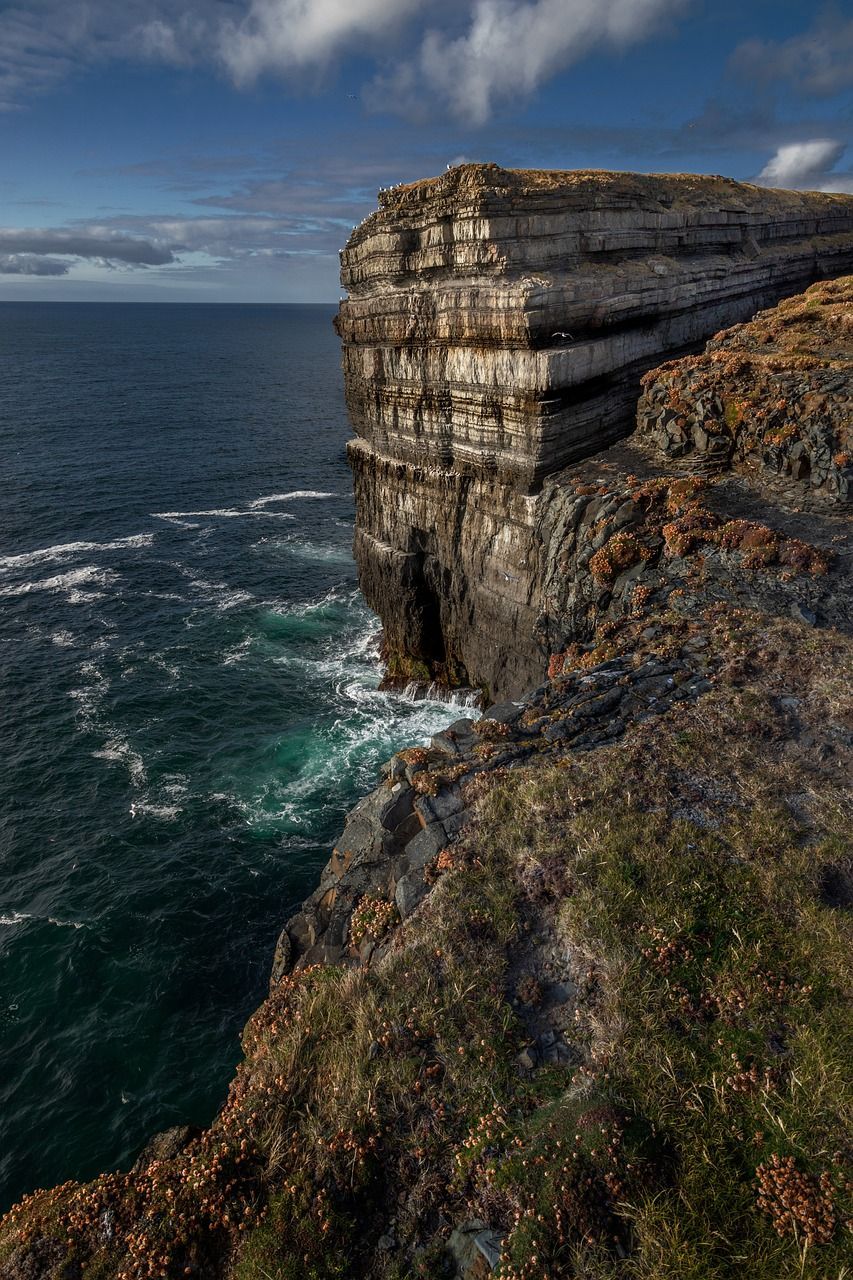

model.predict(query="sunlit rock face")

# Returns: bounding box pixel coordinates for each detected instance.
[337,165,853,698]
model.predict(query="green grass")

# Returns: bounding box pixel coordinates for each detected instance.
[454,660,852,1279]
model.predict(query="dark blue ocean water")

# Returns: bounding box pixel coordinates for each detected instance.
[0,303,465,1211]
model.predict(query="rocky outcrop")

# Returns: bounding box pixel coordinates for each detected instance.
[340,167,853,699]
[636,275,852,498]
[280,648,716,974]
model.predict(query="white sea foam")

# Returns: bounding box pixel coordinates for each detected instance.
[0,911,32,927]
[186,577,254,612]
[161,773,190,798]
[400,681,481,709]
[223,635,253,665]
[1,911,85,929]
[70,662,110,734]
[93,736,147,787]
[51,630,77,648]
[267,585,357,620]
[130,801,182,821]
[0,533,155,573]
[147,653,181,682]
[0,566,118,601]
[233,603,477,834]
[153,508,295,521]
[249,490,337,507]
[278,538,353,565]
[154,508,246,519]
[153,516,204,529]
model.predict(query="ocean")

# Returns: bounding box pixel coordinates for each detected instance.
[0,302,466,1211]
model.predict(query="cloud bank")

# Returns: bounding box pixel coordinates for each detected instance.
[0,229,176,275]
[1,0,687,120]
[0,254,70,276]
[731,10,853,97]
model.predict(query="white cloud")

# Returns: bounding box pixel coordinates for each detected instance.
[142,215,310,255]
[756,139,853,194]
[0,228,175,264]
[218,0,424,83]
[371,0,686,124]
[0,0,428,106]
[0,254,69,276]
[0,2,237,107]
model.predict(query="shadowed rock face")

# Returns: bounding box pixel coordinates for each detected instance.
[338,165,853,698]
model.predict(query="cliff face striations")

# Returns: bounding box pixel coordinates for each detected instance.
[339,165,853,698]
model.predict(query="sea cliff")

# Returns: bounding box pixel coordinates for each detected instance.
[339,165,853,698]
[1,174,851,1280]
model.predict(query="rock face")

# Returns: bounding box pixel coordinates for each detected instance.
[339,166,853,699]
[339,164,853,487]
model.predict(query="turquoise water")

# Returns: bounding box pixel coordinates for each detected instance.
[0,303,466,1210]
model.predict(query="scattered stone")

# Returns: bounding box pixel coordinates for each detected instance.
[395,870,428,920]
[269,927,292,985]
[791,602,817,626]
[474,1229,503,1270]
[515,1046,537,1071]
[448,1220,502,1277]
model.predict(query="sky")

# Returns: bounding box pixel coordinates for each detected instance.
[1,0,852,302]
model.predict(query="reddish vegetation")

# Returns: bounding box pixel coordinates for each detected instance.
[636,276,853,499]
[756,1155,837,1246]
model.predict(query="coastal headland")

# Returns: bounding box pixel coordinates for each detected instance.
[1,169,851,1280]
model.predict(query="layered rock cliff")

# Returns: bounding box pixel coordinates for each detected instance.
[339,165,853,698]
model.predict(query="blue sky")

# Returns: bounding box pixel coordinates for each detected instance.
[1,0,852,302]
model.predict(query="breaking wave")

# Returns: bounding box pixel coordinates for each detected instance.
[0,533,155,573]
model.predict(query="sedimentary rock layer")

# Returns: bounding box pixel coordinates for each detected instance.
[338,165,853,487]
[339,168,853,698]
